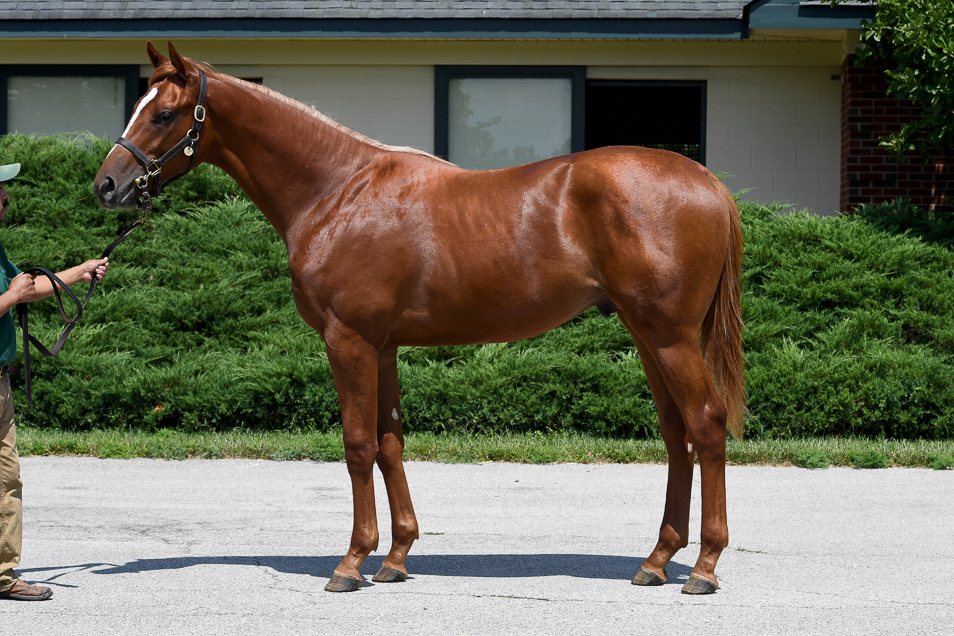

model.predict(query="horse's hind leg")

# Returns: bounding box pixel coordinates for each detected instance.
[371,347,420,583]
[622,320,729,594]
[623,328,695,587]
[653,339,729,593]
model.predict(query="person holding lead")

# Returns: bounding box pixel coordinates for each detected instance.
[0,161,109,601]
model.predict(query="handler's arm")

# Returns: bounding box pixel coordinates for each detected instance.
[31,257,109,300]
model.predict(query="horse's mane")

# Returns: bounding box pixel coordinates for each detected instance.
[148,60,454,166]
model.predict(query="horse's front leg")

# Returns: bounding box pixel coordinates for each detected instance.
[371,346,420,583]
[323,329,381,592]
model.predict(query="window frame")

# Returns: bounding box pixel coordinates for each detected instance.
[434,65,586,163]
[0,64,140,136]
[585,79,708,165]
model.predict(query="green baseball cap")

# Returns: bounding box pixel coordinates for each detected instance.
[0,163,20,182]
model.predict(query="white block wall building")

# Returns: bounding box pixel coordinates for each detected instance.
[0,1,872,216]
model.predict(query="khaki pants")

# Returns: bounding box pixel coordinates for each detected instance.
[0,373,21,592]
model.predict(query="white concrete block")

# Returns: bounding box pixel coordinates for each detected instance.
[752,146,797,171]
[797,101,840,125]
[774,79,822,104]
[797,145,840,170]
[707,145,753,173]
[729,78,776,103]
[706,123,730,148]
[708,100,753,124]
[819,124,841,153]
[706,78,730,103]
[774,124,820,147]
[750,101,798,125]
[775,169,820,193]
[728,123,775,147]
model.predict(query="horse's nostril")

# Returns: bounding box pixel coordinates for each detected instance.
[99,175,116,202]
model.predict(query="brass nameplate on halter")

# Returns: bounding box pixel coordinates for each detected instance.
[184,146,194,157]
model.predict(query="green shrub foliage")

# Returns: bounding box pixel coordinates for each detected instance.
[1,135,952,438]
[851,449,889,469]
[929,454,953,470]
[794,447,830,470]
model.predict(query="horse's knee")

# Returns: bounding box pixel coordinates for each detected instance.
[343,436,378,474]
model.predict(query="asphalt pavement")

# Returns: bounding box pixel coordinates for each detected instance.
[2,457,951,635]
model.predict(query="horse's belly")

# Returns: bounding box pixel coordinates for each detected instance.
[388,282,605,347]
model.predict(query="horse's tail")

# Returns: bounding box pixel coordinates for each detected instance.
[701,174,746,440]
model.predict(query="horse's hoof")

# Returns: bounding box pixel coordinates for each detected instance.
[631,566,667,586]
[681,573,719,595]
[372,564,408,583]
[324,571,364,592]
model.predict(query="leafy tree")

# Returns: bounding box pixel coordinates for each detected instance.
[846,0,954,159]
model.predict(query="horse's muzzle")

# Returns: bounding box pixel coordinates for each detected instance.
[95,174,138,210]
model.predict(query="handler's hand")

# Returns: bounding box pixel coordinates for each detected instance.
[9,272,37,303]
[80,257,109,283]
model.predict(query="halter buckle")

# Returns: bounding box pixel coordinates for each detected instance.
[194,105,206,122]
[145,161,162,179]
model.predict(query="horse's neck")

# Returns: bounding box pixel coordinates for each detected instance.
[203,78,381,241]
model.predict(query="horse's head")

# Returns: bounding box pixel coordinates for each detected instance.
[95,41,209,210]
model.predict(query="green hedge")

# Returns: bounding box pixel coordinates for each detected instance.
[1,134,952,439]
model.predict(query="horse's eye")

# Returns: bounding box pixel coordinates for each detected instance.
[155,111,174,125]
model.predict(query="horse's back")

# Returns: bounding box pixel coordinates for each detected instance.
[426,146,734,306]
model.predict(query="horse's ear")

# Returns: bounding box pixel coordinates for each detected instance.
[167,42,194,82]
[146,40,167,68]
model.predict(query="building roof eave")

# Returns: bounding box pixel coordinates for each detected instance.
[0,17,748,41]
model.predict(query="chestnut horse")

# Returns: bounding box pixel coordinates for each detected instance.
[95,42,744,595]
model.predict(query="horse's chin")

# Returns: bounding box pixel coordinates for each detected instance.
[117,185,140,209]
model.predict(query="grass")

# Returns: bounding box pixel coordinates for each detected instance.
[15,427,954,469]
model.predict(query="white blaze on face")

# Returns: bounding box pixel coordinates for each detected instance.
[106,86,159,158]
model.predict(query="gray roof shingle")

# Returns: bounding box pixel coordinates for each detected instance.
[0,1,749,20]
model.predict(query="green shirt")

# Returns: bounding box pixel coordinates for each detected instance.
[0,244,21,366]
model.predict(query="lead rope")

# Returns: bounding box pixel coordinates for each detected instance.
[16,210,148,410]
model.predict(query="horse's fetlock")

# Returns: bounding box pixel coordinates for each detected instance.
[657,527,689,554]
[394,519,420,543]
[702,528,729,553]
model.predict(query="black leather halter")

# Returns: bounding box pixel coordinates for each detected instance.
[14,71,211,409]
[115,69,209,211]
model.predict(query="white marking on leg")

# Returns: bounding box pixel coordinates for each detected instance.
[391,408,399,420]
[106,86,158,158]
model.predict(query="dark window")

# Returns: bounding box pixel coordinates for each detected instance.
[585,81,706,164]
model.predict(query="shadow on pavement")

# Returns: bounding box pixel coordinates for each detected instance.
[22,555,693,584]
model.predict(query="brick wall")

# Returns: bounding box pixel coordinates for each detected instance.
[841,56,953,213]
